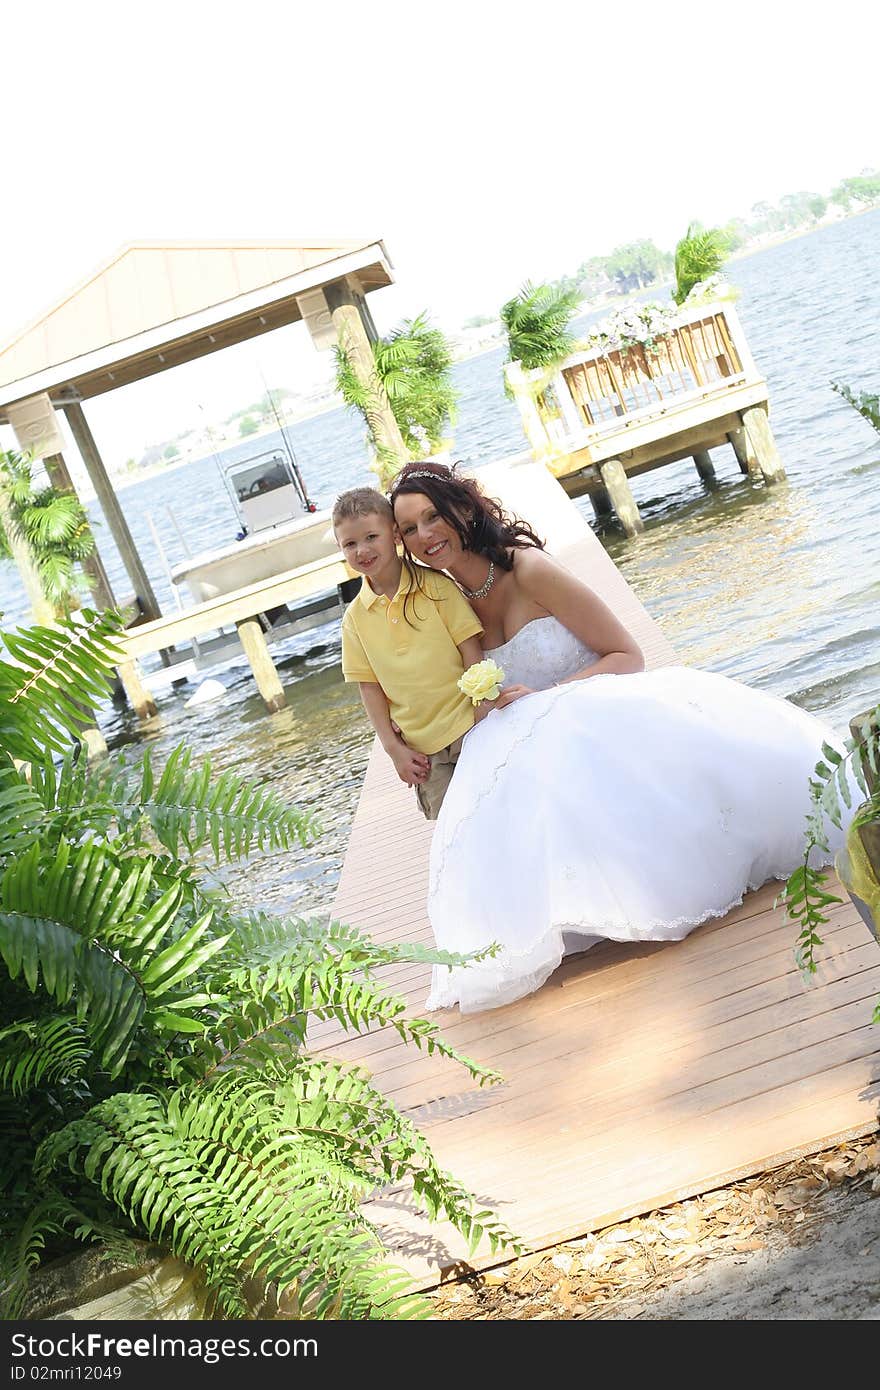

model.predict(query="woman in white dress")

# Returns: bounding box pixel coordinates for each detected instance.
[390,462,848,1015]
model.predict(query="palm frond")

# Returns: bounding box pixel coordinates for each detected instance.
[673,222,731,305]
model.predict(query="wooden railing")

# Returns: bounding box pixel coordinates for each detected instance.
[560,308,745,429]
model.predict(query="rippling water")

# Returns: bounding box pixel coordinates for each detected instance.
[2,211,879,916]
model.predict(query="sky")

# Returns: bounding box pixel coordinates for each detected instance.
[1,0,877,469]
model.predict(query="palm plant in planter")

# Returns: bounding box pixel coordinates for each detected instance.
[0,610,518,1319]
[672,223,731,306]
[500,280,582,378]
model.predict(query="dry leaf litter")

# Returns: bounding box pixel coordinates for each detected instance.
[429,1132,880,1320]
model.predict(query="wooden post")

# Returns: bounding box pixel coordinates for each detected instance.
[598,458,644,537]
[587,483,614,521]
[692,450,717,484]
[43,452,116,611]
[0,478,56,624]
[117,658,158,720]
[79,725,108,759]
[505,362,554,461]
[741,405,786,483]
[63,402,163,620]
[236,617,286,712]
[727,426,759,479]
[324,280,408,486]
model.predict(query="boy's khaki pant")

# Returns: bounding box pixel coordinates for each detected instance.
[415,734,466,820]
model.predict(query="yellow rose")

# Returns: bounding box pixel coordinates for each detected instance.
[458,659,505,706]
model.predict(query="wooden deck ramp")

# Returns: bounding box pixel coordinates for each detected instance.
[311,463,880,1287]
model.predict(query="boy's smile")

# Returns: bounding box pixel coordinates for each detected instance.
[334,511,401,593]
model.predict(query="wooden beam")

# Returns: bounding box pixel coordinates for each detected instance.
[599,458,644,537]
[741,405,786,483]
[236,616,286,712]
[692,450,717,484]
[117,658,157,720]
[43,452,116,612]
[118,554,350,660]
[727,425,759,478]
[63,402,163,620]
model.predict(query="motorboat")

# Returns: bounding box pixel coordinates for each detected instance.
[170,447,343,603]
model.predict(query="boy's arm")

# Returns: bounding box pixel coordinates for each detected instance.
[457,635,497,725]
[358,682,431,786]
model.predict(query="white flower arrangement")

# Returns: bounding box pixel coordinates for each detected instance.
[583,301,679,357]
[683,275,739,306]
[458,659,505,706]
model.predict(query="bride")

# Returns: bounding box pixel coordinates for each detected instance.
[390,461,850,1014]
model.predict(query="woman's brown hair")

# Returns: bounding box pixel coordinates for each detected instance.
[390,462,544,570]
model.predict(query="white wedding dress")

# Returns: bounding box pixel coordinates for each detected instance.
[425,616,849,1014]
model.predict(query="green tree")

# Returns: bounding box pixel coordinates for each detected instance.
[831,173,880,209]
[0,610,520,1319]
[603,240,672,293]
[808,194,828,221]
[239,414,259,437]
[672,223,731,305]
[163,444,179,460]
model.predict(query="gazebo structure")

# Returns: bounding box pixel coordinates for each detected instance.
[0,237,408,628]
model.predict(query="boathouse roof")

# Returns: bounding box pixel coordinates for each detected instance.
[0,239,394,416]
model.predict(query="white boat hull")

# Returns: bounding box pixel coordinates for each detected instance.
[170,509,342,602]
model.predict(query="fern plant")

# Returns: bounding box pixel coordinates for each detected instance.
[0,609,519,1319]
[781,705,880,1024]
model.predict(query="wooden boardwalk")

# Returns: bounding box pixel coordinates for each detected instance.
[312,524,880,1287]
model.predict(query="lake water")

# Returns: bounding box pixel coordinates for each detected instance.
[2,211,879,917]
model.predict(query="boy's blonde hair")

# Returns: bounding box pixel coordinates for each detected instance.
[332,487,392,530]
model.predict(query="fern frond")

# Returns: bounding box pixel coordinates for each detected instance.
[0,1193,71,1319]
[0,610,123,760]
[101,746,320,861]
[0,1016,90,1093]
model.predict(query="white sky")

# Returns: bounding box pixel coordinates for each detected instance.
[1,0,877,467]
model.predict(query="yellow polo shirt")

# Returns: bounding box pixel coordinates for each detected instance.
[341,566,483,755]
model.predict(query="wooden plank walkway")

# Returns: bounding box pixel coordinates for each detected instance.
[312,517,880,1288]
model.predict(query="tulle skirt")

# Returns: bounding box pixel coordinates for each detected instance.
[426,667,847,1013]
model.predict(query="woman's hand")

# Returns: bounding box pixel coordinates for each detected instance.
[495,683,535,709]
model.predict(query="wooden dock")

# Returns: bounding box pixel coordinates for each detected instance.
[311,497,880,1288]
[506,300,786,537]
[114,553,353,718]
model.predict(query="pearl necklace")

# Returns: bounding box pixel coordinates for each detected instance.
[459,560,496,601]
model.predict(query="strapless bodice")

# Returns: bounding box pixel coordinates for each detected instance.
[485,616,598,690]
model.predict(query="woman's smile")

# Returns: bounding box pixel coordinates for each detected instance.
[393,495,460,568]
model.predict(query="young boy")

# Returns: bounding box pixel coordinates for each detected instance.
[332,486,489,819]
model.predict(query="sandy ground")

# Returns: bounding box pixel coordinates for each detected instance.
[430,1132,880,1321]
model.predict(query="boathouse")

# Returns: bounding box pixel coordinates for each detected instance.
[0,239,411,720]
